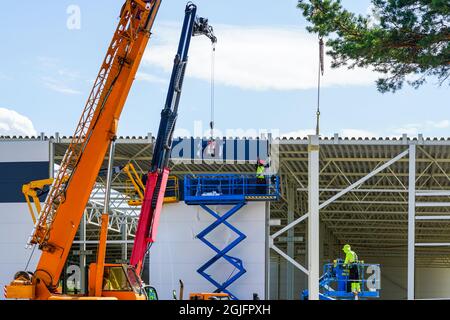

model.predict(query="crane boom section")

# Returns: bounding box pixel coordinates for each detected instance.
[28,0,161,291]
[130,3,216,269]
[150,5,197,174]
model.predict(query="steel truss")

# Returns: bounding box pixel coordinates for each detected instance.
[271,137,450,300]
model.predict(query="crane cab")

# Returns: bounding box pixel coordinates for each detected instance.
[88,263,157,300]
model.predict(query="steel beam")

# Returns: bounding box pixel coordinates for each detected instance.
[416,191,450,197]
[416,243,450,247]
[297,188,409,193]
[416,202,450,207]
[416,216,450,220]
[270,243,309,275]
[73,240,135,244]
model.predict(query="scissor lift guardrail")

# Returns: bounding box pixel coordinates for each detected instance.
[302,260,381,300]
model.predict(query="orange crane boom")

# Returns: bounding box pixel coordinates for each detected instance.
[6,0,161,300]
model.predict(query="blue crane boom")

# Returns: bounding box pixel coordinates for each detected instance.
[152,3,216,173]
[130,2,217,272]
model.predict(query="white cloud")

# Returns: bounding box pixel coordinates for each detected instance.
[57,69,80,80]
[279,119,450,139]
[42,77,82,95]
[391,123,421,136]
[280,129,316,138]
[37,56,59,68]
[280,128,378,138]
[0,108,37,136]
[340,128,377,138]
[37,57,82,95]
[135,72,167,84]
[428,120,450,129]
[367,4,381,28]
[143,22,379,91]
[391,120,450,136]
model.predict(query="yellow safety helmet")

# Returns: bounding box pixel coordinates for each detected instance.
[343,244,351,252]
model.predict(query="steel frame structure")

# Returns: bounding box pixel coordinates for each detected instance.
[271,136,450,300]
[5,133,450,299]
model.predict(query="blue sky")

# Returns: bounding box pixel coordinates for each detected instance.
[0,0,448,138]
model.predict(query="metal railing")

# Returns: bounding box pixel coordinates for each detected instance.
[184,174,280,203]
[321,261,381,299]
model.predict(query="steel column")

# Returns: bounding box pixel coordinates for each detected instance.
[408,144,416,300]
[287,185,295,300]
[265,201,270,300]
[79,213,86,294]
[308,135,320,300]
[49,138,55,178]
[121,223,128,262]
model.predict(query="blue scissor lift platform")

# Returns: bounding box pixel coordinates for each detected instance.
[302,259,381,300]
[184,174,280,300]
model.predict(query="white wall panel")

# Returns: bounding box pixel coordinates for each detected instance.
[150,202,266,300]
[0,141,49,299]
[0,204,39,299]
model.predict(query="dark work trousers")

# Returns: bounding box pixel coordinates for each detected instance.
[347,264,360,292]
[256,177,266,194]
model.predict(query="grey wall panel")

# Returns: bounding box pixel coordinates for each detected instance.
[416,268,450,299]
[0,141,49,163]
[0,224,33,243]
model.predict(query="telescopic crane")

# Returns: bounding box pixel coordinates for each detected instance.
[5,0,161,300]
[130,2,217,273]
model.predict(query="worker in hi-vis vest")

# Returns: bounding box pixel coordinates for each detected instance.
[256,158,267,194]
[343,244,361,294]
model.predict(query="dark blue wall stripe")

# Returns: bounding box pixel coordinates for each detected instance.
[0,162,49,203]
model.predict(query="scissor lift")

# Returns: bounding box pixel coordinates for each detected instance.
[302,259,381,300]
[184,174,280,300]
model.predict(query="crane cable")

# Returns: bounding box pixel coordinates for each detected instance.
[207,43,216,157]
[210,43,216,143]
[315,36,324,136]
[24,244,37,271]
